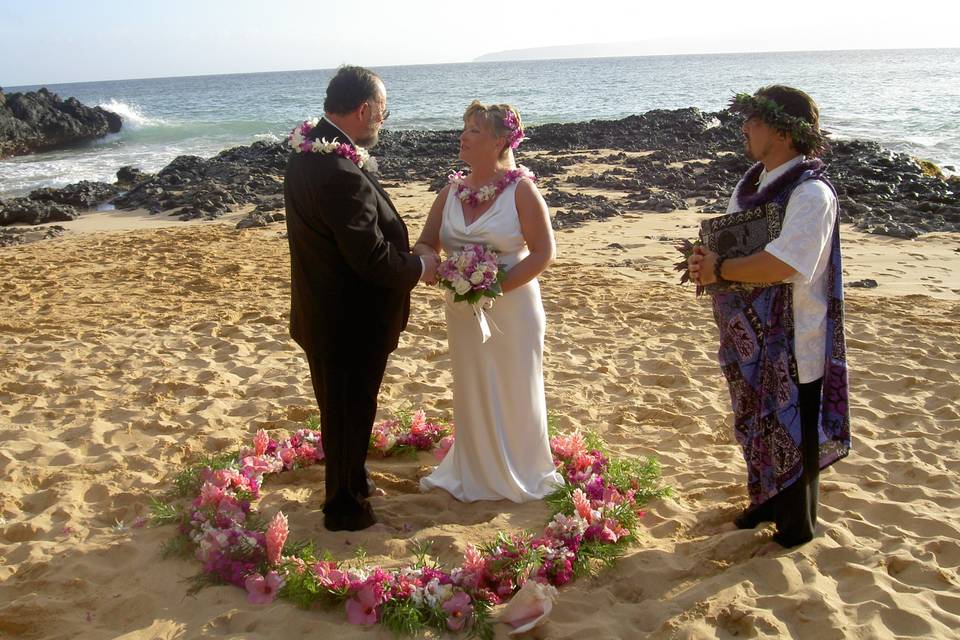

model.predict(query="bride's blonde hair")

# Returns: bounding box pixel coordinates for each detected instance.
[463,100,523,162]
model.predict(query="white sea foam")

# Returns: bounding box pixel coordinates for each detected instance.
[97,99,167,130]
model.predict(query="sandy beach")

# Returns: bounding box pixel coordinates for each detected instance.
[1,159,959,639]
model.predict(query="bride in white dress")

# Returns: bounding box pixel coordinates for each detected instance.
[415,101,564,502]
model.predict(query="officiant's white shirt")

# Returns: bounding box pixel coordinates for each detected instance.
[726,155,838,384]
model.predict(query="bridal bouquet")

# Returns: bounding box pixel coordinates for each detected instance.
[437,244,506,304]
[437,244,506,343]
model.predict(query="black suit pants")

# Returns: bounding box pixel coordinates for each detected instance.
[307,349,389,518]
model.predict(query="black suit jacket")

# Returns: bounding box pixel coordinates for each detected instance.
[284,119,421,360]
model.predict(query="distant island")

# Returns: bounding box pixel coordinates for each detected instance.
[475,42,663,62]
[472,39,763,62]
[472,41,937,63]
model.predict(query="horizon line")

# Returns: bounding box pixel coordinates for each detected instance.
[4,45,957,90]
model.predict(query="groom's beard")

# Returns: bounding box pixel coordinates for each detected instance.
[355,116,381,149]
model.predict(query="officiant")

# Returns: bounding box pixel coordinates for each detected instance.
[688,85,851,549]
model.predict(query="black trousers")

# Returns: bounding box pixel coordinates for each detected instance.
[306,349,389,521]
[737,378,823,547]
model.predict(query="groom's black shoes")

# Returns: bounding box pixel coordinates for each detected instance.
[323,501,377,532]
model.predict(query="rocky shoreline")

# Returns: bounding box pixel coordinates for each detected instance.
[0,88,122,158]
[1,107,957,246]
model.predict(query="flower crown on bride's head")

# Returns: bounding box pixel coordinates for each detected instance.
[503,110,525,149]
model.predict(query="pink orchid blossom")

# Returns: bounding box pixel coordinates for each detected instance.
[345,585,380,625]
[434,435,455,461]
[245,571,284,605]
[240,455,276,476]
[278,447,296,467]
[442,591,473,631]
[198,482,225,508]
[313,562,350,590]
[296,444,318,462]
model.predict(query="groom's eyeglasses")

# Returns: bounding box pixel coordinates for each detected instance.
[368,101,390,123]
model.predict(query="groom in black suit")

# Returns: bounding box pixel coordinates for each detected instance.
[284,66,438,531]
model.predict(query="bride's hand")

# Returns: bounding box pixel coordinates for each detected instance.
[413,242,440,259]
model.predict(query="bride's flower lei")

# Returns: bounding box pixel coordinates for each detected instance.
[448,166,536,208]
[288,118,370,168]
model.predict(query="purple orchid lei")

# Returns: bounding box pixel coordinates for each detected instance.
[449,166,536,207]
[287,118,370,168]
[155,409,668,638]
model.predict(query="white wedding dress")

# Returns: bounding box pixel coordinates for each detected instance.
[420,181,564,502]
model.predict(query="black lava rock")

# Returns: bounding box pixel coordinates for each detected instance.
[0,87,123,158]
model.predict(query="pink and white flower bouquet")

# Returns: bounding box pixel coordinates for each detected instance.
[437,243,506,304]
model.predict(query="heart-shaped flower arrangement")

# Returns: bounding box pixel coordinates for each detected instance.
[153,409,669,638]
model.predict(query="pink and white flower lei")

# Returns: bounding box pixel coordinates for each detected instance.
[448,165,535,208]
[503,110,525,149]
[288,118,370,168]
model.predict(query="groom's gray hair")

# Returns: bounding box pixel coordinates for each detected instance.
[324,66,382,115]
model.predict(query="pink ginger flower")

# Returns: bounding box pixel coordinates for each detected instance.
[245,571,284,605]
[434,435,455,461]
[550,432,587,460]
[265,512,288,566]
[463,544,486,574]
[254,429,269,456]
[345,584,380,625]
[572,488,594,522]
[442,591,473,631]
[409,409,427,434]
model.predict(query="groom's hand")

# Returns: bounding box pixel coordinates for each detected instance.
[419,253,440,284]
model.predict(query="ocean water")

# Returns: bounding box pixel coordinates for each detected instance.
[2,48,958,197]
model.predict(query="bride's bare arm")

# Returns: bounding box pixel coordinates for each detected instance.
[413,185,449,257]
[502,179,555,293]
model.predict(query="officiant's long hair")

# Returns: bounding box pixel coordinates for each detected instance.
[463,100,522,168]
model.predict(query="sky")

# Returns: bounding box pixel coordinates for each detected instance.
[2,0,958,87]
